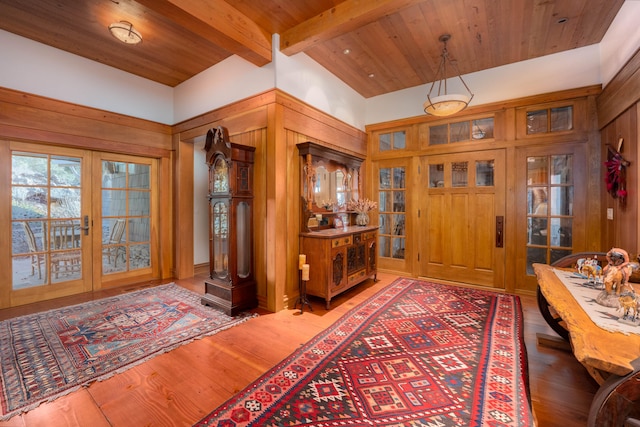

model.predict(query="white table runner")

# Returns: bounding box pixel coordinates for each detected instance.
[552,268,640,335]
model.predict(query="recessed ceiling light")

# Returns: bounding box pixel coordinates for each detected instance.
[368,73,375,78]
[343,48,350,55]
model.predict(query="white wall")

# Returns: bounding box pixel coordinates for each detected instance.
[173,55,275,124]
[364,45,602,125]
[193,147,210,265]
[0,30,174,124]
[272,34,366,130]
[173,34,366,129]
[599,0,640,86]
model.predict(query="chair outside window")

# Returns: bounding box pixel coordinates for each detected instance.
[103,219,126,267]
[50,220,82,279]
[21,222,45,279]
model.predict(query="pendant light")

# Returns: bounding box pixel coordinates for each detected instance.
[423,34,473,116]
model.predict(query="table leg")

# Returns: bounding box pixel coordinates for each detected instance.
[537,285,570,341]
[588,356,640,427]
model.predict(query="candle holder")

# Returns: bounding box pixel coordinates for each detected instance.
[295,258,313,313]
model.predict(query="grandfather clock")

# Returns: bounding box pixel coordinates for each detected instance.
[201,126,257,316]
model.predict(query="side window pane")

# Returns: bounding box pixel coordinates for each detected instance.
[378,131,406,151]
[527,110,548,134]
[473,118,494,139]
[450,121,470,143]
[526,106,573,134]
[378,166,406,260]
[550,107,573,132]
[430,118,494,145]
[429,124,448,145]
[393,131,406,149]
[379,133,391,151]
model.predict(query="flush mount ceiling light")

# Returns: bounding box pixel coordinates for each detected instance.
[108,21,142,45]
[423,34,473,117]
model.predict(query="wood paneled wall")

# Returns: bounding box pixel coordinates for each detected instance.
[599,105,639,253]
[173,89,367,312]
[366,86,603,294]
[597,48,640,254]
[0,86,366,312]
[0,87,176,283]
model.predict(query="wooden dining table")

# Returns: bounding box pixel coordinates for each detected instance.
[533,262,640,426]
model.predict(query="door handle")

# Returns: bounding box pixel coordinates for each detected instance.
[495,216,504,248]
[80,215,90,235]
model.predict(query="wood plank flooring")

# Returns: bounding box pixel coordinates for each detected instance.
[0,272,599,426]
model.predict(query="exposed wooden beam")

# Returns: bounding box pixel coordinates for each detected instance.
[279,0,424,55]
[140,0,272,66]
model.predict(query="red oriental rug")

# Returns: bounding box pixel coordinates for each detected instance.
[0,284,256,421]
[195,278,534,427]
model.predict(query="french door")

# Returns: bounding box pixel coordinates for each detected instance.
[419,150,506,288]
[3,141,158,308]
[515,143,586,291]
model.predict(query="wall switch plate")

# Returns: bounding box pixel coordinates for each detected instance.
[607,208,614,220]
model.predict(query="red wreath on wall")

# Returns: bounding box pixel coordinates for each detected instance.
[604,139,629,205]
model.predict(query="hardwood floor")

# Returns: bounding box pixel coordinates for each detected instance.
[0,272,598,426]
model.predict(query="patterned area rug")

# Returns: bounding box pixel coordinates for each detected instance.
[0,284,256,420]
[196,278,533,426]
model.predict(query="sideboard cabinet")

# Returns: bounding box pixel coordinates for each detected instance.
[300,226,377,309]
[297,141,377,309]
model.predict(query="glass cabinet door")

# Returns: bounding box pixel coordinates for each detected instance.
[236,201,250,278]
[209,154,230,279]
[211,200,229,278]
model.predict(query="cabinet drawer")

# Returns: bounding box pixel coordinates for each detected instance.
[348,269,366,284]
[363,231,377,241]
[332,236,352,248]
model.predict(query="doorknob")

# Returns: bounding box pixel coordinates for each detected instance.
[80,215,90,235]
[495,216,504,248]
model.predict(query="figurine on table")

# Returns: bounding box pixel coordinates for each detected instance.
[596,247,636,308]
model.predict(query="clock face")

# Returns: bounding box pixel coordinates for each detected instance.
[212,156,229,193]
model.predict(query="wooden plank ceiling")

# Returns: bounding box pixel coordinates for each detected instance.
[0,0,624,98]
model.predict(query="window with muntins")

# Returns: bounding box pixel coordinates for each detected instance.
[526,154,574,274]
[378,167,405,259]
